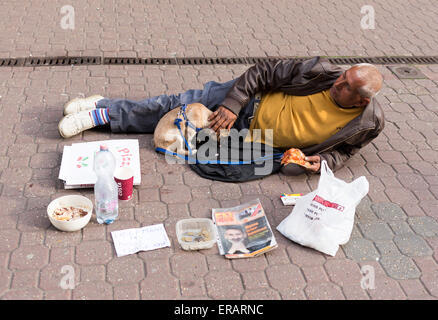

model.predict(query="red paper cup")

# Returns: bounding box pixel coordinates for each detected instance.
[114,167,134,201]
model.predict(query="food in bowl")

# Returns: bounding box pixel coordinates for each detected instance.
[47,195,93,232]
[181,228,212,243]
[52,206,89,221]
[176,218,217,250]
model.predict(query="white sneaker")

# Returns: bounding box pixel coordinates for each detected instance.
[58,110,96,138]
[63,95,104,115]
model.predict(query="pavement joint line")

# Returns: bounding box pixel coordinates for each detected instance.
[1,55,438,67]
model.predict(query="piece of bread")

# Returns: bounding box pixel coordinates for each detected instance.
[281,148,311,168]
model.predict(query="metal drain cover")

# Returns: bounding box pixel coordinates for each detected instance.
[1,55,438,68]
[387,65,427,79]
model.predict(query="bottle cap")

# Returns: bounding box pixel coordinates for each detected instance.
[100,144,108,151]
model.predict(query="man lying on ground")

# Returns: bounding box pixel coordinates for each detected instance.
[58,57,384,175]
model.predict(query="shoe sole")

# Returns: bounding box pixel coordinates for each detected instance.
[58,114,82,139]
[58,117,69,139]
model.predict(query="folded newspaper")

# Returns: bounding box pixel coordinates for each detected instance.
[58,139,141,189]
[212,198,277,259]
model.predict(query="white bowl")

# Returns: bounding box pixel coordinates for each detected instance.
[47,195,93,232]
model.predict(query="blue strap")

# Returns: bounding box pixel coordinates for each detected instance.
[155,147,283,165]
[179,104,188,121]
[155,147,195,162]
[187,122,202,132]
[166,103,283,162]
[179,104,203,132]
[173,104,204,155]
[174,117,194,155]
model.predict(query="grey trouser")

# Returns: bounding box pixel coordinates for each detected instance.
[96,79,257,133]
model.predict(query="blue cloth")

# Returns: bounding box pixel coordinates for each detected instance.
[96,79,255,133]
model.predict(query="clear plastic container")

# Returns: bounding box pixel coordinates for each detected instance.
[176,218,217,251]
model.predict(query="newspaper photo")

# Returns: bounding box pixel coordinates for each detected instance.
[212,198,277,259]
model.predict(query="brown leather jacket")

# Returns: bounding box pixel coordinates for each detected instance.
[221,56,385,175]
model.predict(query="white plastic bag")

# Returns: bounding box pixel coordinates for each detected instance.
[276,160,369,256]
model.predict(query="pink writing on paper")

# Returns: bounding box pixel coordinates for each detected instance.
[117,147,132,167]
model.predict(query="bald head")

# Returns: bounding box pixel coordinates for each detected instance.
[350,63,383,98]
[330,63,383,108]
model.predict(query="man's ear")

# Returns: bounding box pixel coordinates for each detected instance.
[358,97,370,107]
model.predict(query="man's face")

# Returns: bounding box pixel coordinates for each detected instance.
[224,229,244,243]
[329,67,370,108]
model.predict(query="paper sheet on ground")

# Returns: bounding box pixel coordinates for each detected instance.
[58,139,141,188]
[111,224,171,257]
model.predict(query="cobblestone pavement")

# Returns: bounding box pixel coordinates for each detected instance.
[1,0,438,301]
[0,63,437,300]
[0,0,437,58]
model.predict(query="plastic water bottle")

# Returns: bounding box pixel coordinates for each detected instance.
[94,145,118,224]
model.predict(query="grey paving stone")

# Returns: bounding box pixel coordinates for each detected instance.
[379,255,421,280]
[350,224,363,239]
[355,197,378,221]
[358,221,394,241]
[343,238,380,262]
[388,220,415,235]
[380,255,421,280]
[393,234,433,257]
[375,240,401,256]
[408,217,438,237]
[371,203,407,221]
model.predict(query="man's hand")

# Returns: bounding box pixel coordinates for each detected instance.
[208,106,237,134]
[304,155,321,173]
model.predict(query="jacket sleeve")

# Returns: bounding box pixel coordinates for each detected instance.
[221,59,305,115]
[318,144,361,173]
[280,143,363,176]
[317,125,383,173]
[319,103,385,173]
[281,124,384,175]
[282,94,386,176]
